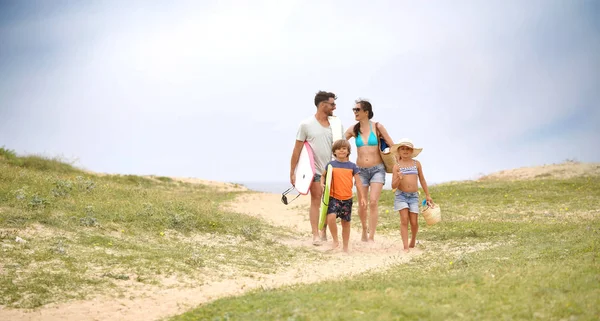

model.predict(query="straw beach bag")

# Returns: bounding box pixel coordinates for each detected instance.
[421,201,442,225]
[376,122,395,173]
[380,149,396,173]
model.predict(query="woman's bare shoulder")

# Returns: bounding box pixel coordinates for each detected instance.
[375,121,386,129]
[344,125,356,136]
[344,125,355,132]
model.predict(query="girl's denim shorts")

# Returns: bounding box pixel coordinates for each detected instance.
[394,191,419,213]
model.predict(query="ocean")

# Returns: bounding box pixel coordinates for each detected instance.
[240,181,292,194]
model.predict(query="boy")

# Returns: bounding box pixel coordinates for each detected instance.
[320,139,366,252]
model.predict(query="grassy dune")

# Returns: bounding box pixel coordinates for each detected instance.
[173,166,600,320]
[1,146,598,320]
[0,147,316,308]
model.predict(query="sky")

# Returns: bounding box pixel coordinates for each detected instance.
[1,0,599,192]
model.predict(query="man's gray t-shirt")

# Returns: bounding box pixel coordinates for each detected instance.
[296,116,344,174]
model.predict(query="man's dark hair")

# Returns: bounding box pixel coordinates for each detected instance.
[314,91,337,107]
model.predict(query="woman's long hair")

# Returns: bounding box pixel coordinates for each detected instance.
[353,100,374,138]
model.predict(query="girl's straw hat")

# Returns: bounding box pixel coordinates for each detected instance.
[391,138,423,158]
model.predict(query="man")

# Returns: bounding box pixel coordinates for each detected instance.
[290,90,343,245]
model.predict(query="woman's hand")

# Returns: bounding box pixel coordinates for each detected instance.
[360,198,367,208]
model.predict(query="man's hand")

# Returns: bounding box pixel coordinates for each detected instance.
[289,140,304,187]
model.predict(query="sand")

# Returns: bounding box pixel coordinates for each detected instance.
[479,161,600,181]
[1,191,415,321]
[10,160,589,320]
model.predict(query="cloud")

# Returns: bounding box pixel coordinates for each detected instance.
[0,1,598,186]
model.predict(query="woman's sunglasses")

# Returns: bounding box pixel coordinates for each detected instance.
[352,108,362,113]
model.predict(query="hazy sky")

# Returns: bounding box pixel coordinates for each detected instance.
[1,0,599,189]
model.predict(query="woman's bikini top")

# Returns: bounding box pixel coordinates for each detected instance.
[398,160,418,175]
[356,122,378,147]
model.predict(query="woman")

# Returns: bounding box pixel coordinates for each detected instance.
[344,99,394,242]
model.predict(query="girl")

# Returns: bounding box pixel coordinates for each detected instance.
[391,139,434,252]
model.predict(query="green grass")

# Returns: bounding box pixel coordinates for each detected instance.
[154,176,175,183]
[375,176,600,236]
[3,147,599,319]
[172,176,600,321]
[1,146,81,174]
[0,150,316,308]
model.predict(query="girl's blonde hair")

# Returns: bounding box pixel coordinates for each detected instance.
[331,139,351,156]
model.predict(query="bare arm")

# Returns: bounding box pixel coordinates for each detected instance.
[391,164,402,189]
[289,140,304,186]
[354,173,367,207]
[375,123,394,146]
[320,169,327,189]
[417,160,433,205]
[354,173,362,197]
[344,126,354,140]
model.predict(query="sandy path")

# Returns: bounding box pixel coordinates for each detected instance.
[1,192,414,321]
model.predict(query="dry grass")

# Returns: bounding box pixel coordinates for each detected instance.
[479,160,600,181]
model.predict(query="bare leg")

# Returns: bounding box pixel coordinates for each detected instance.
[341,220,351,252]
[327,214,339,249]
[367,183,384,242]
[357,184,369,241]
[309,181,324,244]
[409,212,419,248]
[320,225,328,242]
[399,209,410,252]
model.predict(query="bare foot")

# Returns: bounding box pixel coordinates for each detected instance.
[409,240,416,248]
[342,247,349,253]
[325,242,340,253]
[320,230,328,242]
[361,230,368,242]
[331,241,339,250]
[403,248,410,253]
[312,237,322,246]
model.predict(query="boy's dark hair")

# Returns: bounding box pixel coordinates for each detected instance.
[314,91,337,107]
[331,139,351,156]
[353,99,375,138]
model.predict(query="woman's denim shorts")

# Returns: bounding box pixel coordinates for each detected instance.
[394,191,420,213]
[358,163,386,186]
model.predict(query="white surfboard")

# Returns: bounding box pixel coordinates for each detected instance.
[329,116,343,142]
[294,141,316,195]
